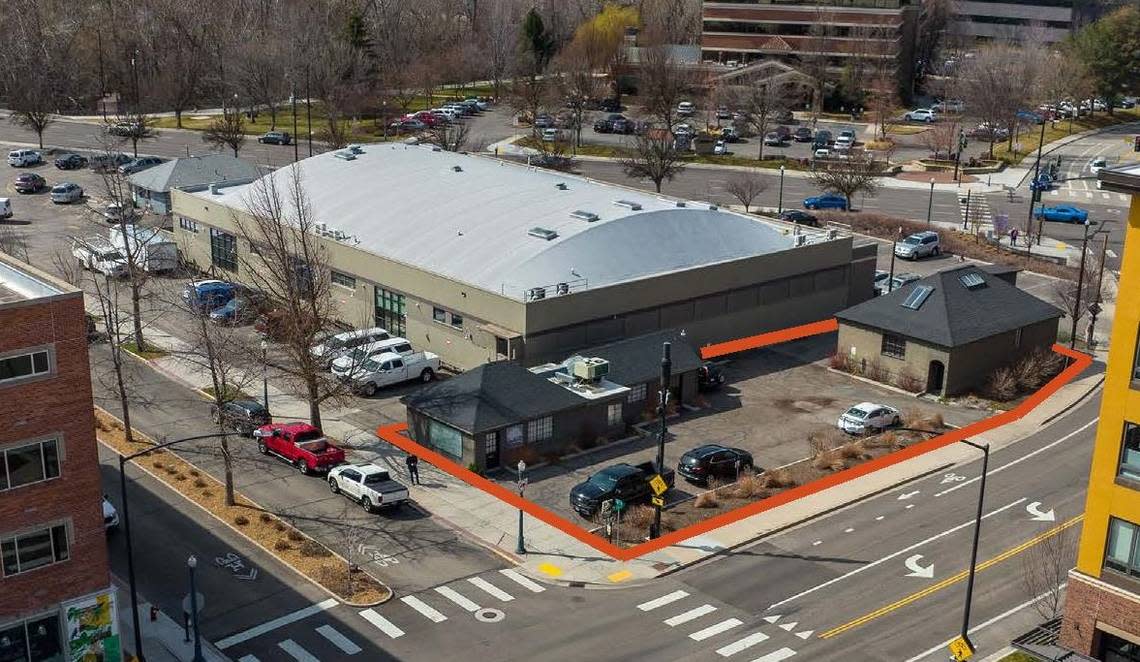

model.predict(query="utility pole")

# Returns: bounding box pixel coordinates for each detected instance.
[292,84,299,163]
[953,129,966,182]
[1027,119,1047,247]
[926,178,935,226]
[1070,222,1092,350]
[1087,233,1109,347]
[886,226,901,295]
[306,66,313,158]
[650,342,671,540]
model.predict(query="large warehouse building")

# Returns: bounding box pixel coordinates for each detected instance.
[171,144,875,370]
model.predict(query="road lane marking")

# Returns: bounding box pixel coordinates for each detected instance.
[751,648,797,661]
[216,598,339,649]
[499,568,545,592]
[795,630,814,640]
[778,621,798,631]
[315,625,361,654]
[435,586,480,612]
[717,631,770,656]
[638,590,689,611]
[467,576,514,601]
[844,528,854,533]
[875,516,885,521]
[762,615,781,623]
[765,498,1026,610]
[819,515,1083,639]
[359,609,404,638]
[811,540,822,546]
[664,604,717,626]
[690,618,743,641]
[400,595,447,623]
[933,418,1098,497]
[278,639,319,662]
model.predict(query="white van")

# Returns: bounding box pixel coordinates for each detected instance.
[73,236,128,277]
[311,327,391,367]
[330,337,415,377]
[109,225,178,273]
[0,198,11,219]
[7,149,42,167]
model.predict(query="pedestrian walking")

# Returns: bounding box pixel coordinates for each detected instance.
[1010,227,1019,247]
[406,453,420,485]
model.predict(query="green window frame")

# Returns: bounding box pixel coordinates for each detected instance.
[374,287,406,336]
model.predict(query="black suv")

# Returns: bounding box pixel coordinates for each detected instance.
[677,444,754,484]
[258,131,292,145]
[779,210,820,227]
[55,153,88,170]
[593,118,613,133]
[210,400,271,436]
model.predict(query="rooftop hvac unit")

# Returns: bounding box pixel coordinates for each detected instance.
[528,287,546,300]
[675,201,687,208]
[432,146,442,152]
[333,150,356,161]
[348,144,365,154]
[571,357,609,381]
[570,210,600,222]
[556,182,568,190]
[708,203,718,210]
[794,234,808,247]
[555,282,569,295]
[452,165,463,172]
[827,229,839,240]
[614,199,642,211]
[332,229,349,240]
[528,227,558,240]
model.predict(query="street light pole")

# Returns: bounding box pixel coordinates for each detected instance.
[886,226,901,295]
[516,460,527,554]
[1070,222,1092,350]
[778,165,786,214]
[261,340,269,412]
[926,178,935,226]
[305,66,313,158]
[1028,118,1048,246]
[292,83,299,163]
[188,556,204,662]
[650,342,671,540]
[959,440,989,646]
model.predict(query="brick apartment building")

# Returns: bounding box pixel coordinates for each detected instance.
[0,253,119,661]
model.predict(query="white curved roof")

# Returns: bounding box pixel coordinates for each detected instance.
[193,144,802,300]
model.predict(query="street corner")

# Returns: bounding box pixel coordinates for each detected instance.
[513,554,668,590]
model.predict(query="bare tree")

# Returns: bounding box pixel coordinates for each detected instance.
[638,28,699,131]
[106,113,159,159]
[724,172,768,213]
[955,43,1045,157]
[148,0,213,130]
[921,120,961,160]
[506,63,552,137]
[93,156,152,353]
[424,121,472,152]
[808,152,885,210]
[729,82,791,160]
[1020,524,1077,621]
[554,41,604,149]
[620,132,687,193]
[0,226,31,263]
[1052,249,1104,336]
[202,107,247,157]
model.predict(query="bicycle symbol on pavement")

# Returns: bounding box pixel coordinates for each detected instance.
[940,473,967,484]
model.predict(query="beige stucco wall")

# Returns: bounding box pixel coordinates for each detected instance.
[837,321,950,392]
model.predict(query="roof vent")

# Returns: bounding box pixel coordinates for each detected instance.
[958,272,987,290]
[348,144,365,154]
[528,227,559,240]
[708,203,718,211]
[333,150,356,161]
[570,210,600,222]
[528,287,547,300]
[555,282,570,295]
[556,182,568,190]
[614,199,642,211]
[675,201,687,208]
[209,183,221,195]
[432,146,442,152]
[452,165,463,172]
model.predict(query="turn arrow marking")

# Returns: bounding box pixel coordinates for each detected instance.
[1026,502,1056,522]
[897,491,920,500]
[904,554,934,578]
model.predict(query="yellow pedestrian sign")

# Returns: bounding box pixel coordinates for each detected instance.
[651,495,665,507]
[649,474,669,496]
[948,635,975,661]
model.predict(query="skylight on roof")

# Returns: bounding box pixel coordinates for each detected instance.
[900,285,934,310]
[570,210,600,222]
[528,227,558,240]
[959,272,987,290]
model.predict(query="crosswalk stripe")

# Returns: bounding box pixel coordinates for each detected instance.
[401,595,447,623]
[316,625,361,654]
[237,656,261,662]
[690,618,743,641]
[435,585,480,612]
[499,568,545,592]
[664,604,717,626]
[638,590,689,611]
[278,639,319,662]
[216,599,339,650]
[468,576,514,602]
[716,631,770,656]
[360,609,404,638]
[751,647,797,662]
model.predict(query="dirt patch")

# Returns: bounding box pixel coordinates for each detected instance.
[773,396,836,413]
[95,408,389,605]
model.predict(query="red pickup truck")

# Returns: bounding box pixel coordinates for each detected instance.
[252,423,345,475]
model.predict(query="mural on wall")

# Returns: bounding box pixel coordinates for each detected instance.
[64,592,120,662]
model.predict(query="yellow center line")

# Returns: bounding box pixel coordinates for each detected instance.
[819,515,1084,639]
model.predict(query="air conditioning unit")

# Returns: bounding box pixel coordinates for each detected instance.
[555,282,570,295]
[794,234,808,247]
[528,287,546,300]
[571,357,609,381]
[348,144,365,154]
[333,150,356,161]
[827,229,839,240]
[314,222,328,235]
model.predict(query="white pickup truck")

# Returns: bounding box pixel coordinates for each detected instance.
[327,463,410,512]
[73,237,128,277]
[350,351,439,396]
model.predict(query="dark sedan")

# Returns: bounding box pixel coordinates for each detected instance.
[779,209,820,227]
[210,399,271,436]
[13,173,46,193]
[677,444,755,484]
[54,153,88,170]
[793,127,813,142]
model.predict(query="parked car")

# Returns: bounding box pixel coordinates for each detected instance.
[803,193,847,210]
[103,496,119,531]
[673,123,694,137]
[569,461,675,518]
[330,337,415,377]
[90,153,131,172]
[208,295,265,325]
[677,444,754,484]
[329,462,411,512]
[54,153,88,169]
[779,209,820,227]
[533,114,554,129]
[50,182,84,204]
[118,156,164,175]
[257,131,291,145]
[1017,110,1044,125]
[932,99,964,113]
[541,127,560,142]
[793,127,813,142]
[109,225,177,272]
[253,423,346,475]
[0,198,11,219]
[697,363,726,392]
[677,101,696,116]
[598,98,620,112]
[209,400,271,436]
[904,108,938,123]
[13,173,45,193]
[968,123,1009,142]
[310,327,391,368]
[1035,204,1089,224]
[713,140,727,155]
[390,118,426,133]
[836,129,856,148]
[813,130,833,149]
[7,149,42,167]
[720,126,740,143]
[348,351,440,396]
[813,147,831,160]
[878,272,921,295]
[716,106,732,120]
[181,279,237,312]
[837,402,901,435]
[763,132,785,146]
[592,118,614,133]
[894,231,941,259]
[72,237,128,277]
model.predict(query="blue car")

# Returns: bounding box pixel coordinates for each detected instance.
[803,193,848,210]
[1030,174,1053,192]
[182,279,236,312]
[208,296,260,324]
[1035,204,1089,224]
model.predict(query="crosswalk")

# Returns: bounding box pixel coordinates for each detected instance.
[1048,184,1131,204]
[959,192,992,228]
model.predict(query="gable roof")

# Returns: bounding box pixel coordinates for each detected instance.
[574,330,704,386]
[401,361,585,435]
[129,154,263,193]
[835,265,1062,347]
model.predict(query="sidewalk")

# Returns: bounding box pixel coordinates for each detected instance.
[114,577,230,662]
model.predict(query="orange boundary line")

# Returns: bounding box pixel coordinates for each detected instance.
[375,321,1093,562]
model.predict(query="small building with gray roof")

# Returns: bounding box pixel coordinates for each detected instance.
[129,153,262,215]
[170,143,876,370]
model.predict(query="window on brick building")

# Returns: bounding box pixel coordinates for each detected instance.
[607,403,622,427]
[0,350,50,384]
[881,333,906,359]
[0,614,63,662]
[1105,517,1140,578]
[1,523,69,577]
[527,416,552,442]
[1,439,60,491]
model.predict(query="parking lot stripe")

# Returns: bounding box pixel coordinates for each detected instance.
[216,599,339,649]
[638,590,689,611]
[400,596,447,623]
[467,576,514,601]
[435,586,481,612]
[278,639,320,662]
[664,604,717,626]
[690,618,743,641]
[359,609,404,639]
[716,631,770,656]
[315,625,361,654]
[499,568,545,592]
[751,647,797,662]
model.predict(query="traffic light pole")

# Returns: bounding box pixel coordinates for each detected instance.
[650,342,671,540]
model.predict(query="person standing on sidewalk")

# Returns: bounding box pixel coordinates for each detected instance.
[1010,227,1019,247]
[406,453,420,485]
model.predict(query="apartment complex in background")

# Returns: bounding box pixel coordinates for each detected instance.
[950,0,1075,43]
[1058,165,1140,658]
[0,253,119,661]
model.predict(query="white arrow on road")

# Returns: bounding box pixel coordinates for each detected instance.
[1026,502,1056,522]
[236,568,258,581]
[897,491,920,500]
[904,554,934,578]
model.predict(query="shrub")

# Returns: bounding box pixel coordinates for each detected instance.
[813,449,840,471]
[189,469,200,478]
[174,473,187,481]
[152,461,164,470]
[95,418,110,432]
[694,491,720,509]
[984,366,1018,401]
[299,540,332,558]
[733,474,769,499]
[711,478,736,498]
[624,505,656,530]
[234,515,250,526]
[275,522,287,532]
[287,529,305,542]
[273,540,292,552]
[763,467,797,489]
[840,441,871,461]
[164,465,178,474]
[864,359,890,383]
[259,513,273,524]
[866,430,902,449]
[896,369,925,393]
[193,478,208,488]
[466,462,483,476]
[200,490,212,498]
[828,353,851,372]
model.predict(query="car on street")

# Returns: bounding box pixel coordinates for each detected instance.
[779,209,820,227]
[103,496,119,531]
[210,399,271,436]
[1090,157,1107,174]
[677,101,695,116]
[593,117,614,133]
[904,108,938,123]
[347,350,440,396]
[1035,204,1089,224]
[13,173,46,193]
[803,193,847,210]
[541,127,560,142]
[118,156,164,175]
[837,402,901,435]
[932,99,964,113]
[328,463,410,512]
[108,121,141,137]
[878,272,921,295]
[54,153,88,170]
[7,149,42,167]
[569,461,675,518]
[257,130,292,145]
[311,327,391,368]
[50,182,84,204]
[181,279,237,312]
[793,127,813,142]
[894,230,941,259]
[677,444,754,484]
[763,132,785,146]
[253,423,346,475]
[1030,174,1054,192]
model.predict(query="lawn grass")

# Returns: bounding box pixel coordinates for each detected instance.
[997,652,1036,662]
[201,385,253,402]
[120,340,168,360]
[993,107,1140,164]
[518,137,810,170]
[886,124,929,135]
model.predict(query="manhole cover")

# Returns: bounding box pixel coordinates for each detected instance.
[474,608,505,623]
